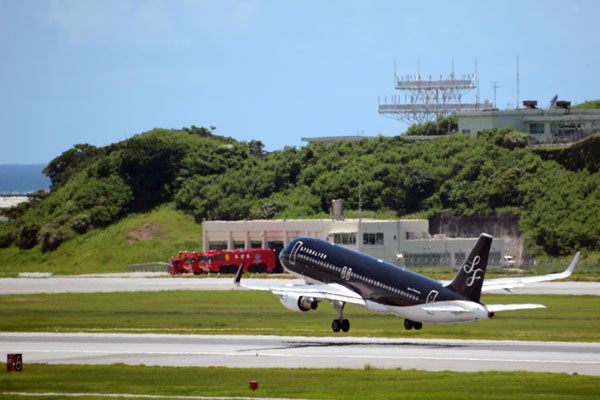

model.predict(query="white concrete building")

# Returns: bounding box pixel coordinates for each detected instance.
[455,105,600,141]
[202,219,504,268]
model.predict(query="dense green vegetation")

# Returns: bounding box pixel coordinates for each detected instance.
[1,291,598,341]
[405,115,458,136]
[571,100,600,109]
[1,122,599,257]
[2,364,598,400]
[534,135,600,173]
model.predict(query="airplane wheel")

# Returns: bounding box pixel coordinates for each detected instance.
[404,319,413,330]
[332,319,341,332]
[341,319,350,332]
[413,322,423,330]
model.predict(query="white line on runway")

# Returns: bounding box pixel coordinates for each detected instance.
[13,348,600,367]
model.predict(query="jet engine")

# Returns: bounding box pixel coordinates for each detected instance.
[278,294,319,312]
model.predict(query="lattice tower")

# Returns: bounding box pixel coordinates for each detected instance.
[379,68,480,125]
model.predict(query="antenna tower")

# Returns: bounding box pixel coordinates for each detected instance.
[378,60,480,125]
[492,81,500,109]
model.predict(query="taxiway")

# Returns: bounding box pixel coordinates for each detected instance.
[1,275,598,295]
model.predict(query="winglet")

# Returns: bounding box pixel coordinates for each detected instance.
[541,251,579,281]
[233,263,245,286]
[565,252,580,277]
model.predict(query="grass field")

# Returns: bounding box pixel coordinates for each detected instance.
[1,363,599,400]
[0,204,203,277]
[0,290,598,341]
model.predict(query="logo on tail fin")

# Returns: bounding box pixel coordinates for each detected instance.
[463,255,484,287]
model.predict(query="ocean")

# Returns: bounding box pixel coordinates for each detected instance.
[0,164,51,194]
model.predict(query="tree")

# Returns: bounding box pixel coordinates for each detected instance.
[43,144,104,190]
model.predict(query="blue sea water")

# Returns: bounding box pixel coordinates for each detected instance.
[0,164,51,194]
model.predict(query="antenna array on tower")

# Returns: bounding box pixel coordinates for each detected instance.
[378,61,482,125]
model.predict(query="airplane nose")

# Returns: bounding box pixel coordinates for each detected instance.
[281,239,299,255]
[280,241,293,259]
[279,239,299,266]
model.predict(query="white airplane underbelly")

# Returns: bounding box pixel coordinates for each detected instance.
[364,300,491,324]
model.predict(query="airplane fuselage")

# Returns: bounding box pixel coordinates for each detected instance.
[279,237,491,324]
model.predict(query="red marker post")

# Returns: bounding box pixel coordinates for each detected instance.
[7,354,22,372]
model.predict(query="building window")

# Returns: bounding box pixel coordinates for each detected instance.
[550,123,564,134]
[462,129,471,134]
[363,232,384,245]
[333,232,356,245]
[529,123,545,134]
[208,241,227,250]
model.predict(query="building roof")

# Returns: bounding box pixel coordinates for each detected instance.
[301,136,373,144]
[455,108,600,118]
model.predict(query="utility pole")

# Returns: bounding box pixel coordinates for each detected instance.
[516,55,520,109]
[492,81,500,109]
[357,129,363,222]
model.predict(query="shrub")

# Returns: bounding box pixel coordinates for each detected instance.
[71,214,90,233]
[15,222,40,249]
[0,221,15,248]
[38,225,71,252]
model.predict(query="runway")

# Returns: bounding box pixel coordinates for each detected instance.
[1,275,599,295]
[2,332,599,375]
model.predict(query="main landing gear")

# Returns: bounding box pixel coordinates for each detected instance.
[404,319,423,330]
[331,301,350,332]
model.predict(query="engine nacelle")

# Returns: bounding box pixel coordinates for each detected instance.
[278,294,318,312]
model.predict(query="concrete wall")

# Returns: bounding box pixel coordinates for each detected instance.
[429,214,525,264]
[457,111,528,134]
[398,237,504,268]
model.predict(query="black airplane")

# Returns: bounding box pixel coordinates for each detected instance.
[234,233,579,332]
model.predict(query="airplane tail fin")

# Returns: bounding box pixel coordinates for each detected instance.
[447,233,492,302]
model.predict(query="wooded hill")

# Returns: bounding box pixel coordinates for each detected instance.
[1,126,599,256]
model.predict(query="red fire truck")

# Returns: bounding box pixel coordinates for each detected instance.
[167,248,276,275]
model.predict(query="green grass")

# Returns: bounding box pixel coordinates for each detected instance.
[0,291,598,341]
[1,364,599,399]
[0,204,203,276]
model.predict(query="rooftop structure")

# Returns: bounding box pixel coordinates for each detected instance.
[379,64,482,124]
[300,135,370,145]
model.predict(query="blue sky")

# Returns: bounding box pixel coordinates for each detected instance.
[1,0,599,164]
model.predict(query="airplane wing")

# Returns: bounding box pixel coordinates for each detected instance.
[486,303,546,312]
[420,302,546,315]
[421,303,473,314]
[233,265,366,307]
[441,252,579,292]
